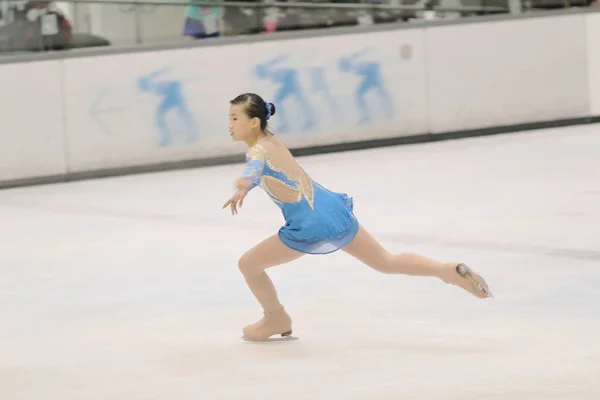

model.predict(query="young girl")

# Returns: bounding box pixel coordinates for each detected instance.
[223,93,492,342]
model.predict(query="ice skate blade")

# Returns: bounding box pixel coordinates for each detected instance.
[456,264,493,298]
[241,335,299,342]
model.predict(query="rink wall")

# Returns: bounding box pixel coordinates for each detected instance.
[587,11,600,117]
[1,9,600,188]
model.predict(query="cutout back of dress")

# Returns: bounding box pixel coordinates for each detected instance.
[243,136,315,209]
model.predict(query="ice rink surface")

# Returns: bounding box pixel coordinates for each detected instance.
[1,125,599,399]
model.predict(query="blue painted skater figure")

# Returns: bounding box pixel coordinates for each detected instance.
[253,55,315,133]
[307,66,341,120]
[338,49,394,124]
[137,68,198,147]
[222,93,493,342]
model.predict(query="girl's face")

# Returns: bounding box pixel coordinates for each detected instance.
[228,103,259,142]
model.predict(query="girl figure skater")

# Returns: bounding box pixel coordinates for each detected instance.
[223,93,492,342]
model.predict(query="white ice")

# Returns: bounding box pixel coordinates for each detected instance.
[1,125,599,399]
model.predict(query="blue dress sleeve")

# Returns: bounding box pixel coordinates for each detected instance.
[241,145,266,190]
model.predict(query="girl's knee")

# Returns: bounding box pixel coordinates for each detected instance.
[371,252,394,274]
[238,252,262,276]
[237,254,251,275]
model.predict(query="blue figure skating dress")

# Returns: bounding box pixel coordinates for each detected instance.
[241,142,359,254]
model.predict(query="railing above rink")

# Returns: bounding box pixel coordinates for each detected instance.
[0,0,513,54]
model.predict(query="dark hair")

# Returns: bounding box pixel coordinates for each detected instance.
[230,93,276,133]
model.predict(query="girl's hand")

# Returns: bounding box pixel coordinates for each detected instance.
[222,190,248,215]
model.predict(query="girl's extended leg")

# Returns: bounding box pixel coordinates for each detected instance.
[342,225,492,298]
[237,233,305,340]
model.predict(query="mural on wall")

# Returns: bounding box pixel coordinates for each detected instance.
[136,67,199,147]
[253,54,317,134]
[307,66,341,120]
[88,66,202,148]
[82,38,416,154]
[338,48,395,125]
[249,44,408,135]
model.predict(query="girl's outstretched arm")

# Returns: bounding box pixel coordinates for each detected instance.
[236,145,266,191]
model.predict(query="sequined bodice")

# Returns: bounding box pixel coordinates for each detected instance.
[241,142,315,210]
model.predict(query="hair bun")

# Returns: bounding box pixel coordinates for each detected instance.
[268,102,276,116]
